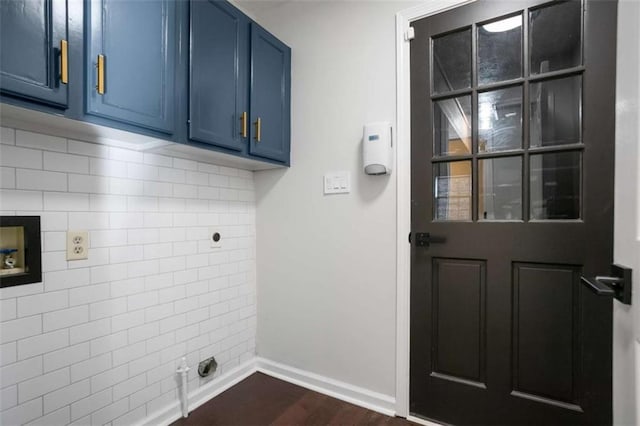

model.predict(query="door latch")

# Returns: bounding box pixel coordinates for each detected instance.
[581,264,632,305]
[409,232,446,247]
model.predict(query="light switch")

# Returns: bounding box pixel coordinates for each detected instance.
[324,172,350,194]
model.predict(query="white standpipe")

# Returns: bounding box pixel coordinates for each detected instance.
[176,357,190,418]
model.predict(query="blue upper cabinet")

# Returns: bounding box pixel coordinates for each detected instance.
[0,0,69,107]
[85,0,176,134]
[248,23,291,164]
[189,0,248,152]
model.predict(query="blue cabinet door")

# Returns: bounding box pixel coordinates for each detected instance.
[0,0,68,107]
[86,0,176,134]
[189,0,248,151]
[249,23,291,163]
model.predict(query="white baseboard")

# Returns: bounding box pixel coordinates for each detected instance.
[407,415,445,426]
[256,357,397,417]
[142,358,257,426]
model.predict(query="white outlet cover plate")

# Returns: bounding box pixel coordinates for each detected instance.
[67,230,89,261]
[324,171,350,194]
[209,228,222,248]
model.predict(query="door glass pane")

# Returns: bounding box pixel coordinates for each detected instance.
[530,75,582,147]
[434,96,472,157]
[477,14,522,85]
[432,29,471,94]
[530,152,580,220]
[478,86,522,153]
[434,161,472,221]
[530,1,581,75]
[479,157,522,220]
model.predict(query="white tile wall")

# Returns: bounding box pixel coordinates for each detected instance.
[0,128,257,426]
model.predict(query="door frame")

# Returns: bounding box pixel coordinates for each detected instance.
[394,1,475,420]
[395,1,638,424]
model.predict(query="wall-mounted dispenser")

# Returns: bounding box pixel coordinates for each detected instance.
[363,122,393,175]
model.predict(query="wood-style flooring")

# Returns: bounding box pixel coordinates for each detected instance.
[171,372,416,426]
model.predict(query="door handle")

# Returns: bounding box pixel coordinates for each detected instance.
[580,264,632,305]
[96,54,105,95]
[239,112,248,138]
[409,232,446,247]
[60,40,68,84]
[254,117,262,142]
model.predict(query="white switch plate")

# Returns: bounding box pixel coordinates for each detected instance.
[324,171,350,194]
[67,231,89,261]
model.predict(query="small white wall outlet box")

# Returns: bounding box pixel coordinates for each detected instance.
[209,229,222,248]
[67,231,89,261]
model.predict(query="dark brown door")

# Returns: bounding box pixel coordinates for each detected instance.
[410,1,617,425]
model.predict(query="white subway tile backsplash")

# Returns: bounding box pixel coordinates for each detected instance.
[1,385,17,411]
[44,343,91,373]
[0,299,17,321]
[0,127,16,145]
[44,192,89,211]
[143,153,172,167]
[0,189,43,211]
[1,126,255,426]
[44,380,90,415]
[70,388,112,421]
[68,174,110,194]
[0,145,43,169]
[18,329,69,360]
[0,167,15,189]
[18,368,70,403]
[70,353,111,382]
[44,268,91,291]
[25,406,70,426]
[158,167,185,183]
[69,283,110,306]
[0,315,42,342]
[1,356,43,388]
[112,310,145,333]
[0,342,16,365]
[90,365,128,393]
[89,194,127,212]
[43,306,89,332]
[44,152,89,174]
[112,341,146,367]
[90,297,127,321]
[90,397,129,426]
[69,318,111,345]
[89,158,127,178]
[18,291,69,317]
[0,398,43,425]
[89,331,128,357]
[68,140,108,158]
[109,147,143,163]
[16,130,66,152]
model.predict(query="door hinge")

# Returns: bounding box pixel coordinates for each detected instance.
[405,27,415,41]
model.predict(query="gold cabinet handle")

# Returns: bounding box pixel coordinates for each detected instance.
[254,117,261,142]
[96,54,105,94]
[60,40,68,84]
[239,112,247,138]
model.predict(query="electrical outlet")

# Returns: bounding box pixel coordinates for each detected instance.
[209,229,222,248]
[67,231,89,261]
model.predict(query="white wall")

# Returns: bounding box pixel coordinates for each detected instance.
[613,1,640,425]
[251,0,419,398]
[0,127,256,425]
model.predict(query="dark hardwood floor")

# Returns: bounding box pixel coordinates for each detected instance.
[172,372,416,426]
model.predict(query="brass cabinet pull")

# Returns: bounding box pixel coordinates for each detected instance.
[239,111,247,138]
[96,54,105,94]
[254,117,261,142]
[60,40,68,84]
